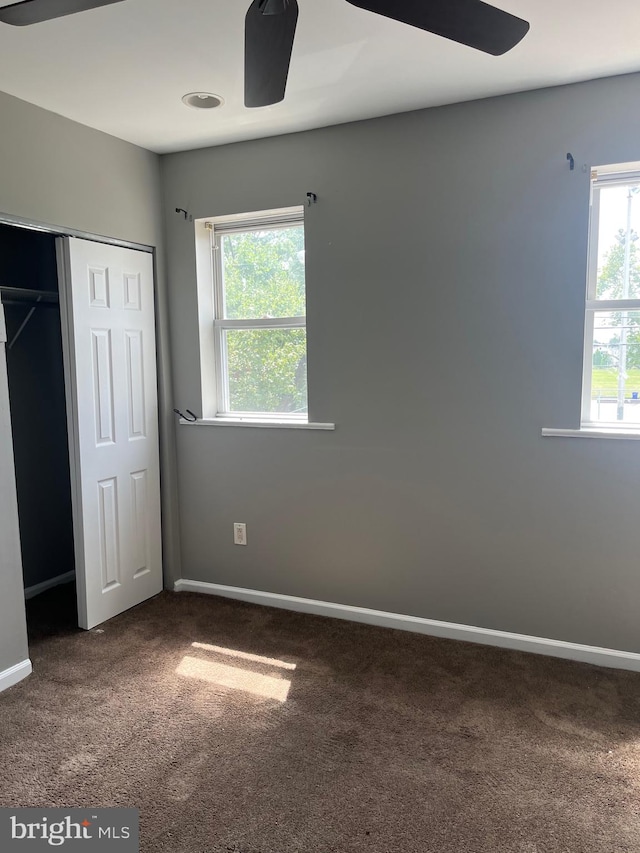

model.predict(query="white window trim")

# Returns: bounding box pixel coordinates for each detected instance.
[194,206,329,427]
[178,418,335,431]
[544,166,640,439]
[542,427,640,440]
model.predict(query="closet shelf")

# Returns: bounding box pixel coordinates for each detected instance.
[0,285,59,305]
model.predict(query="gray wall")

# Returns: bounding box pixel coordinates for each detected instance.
[0,90,178,676]
[162,72,640,653]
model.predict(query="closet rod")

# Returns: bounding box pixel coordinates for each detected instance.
[0,286,59,304]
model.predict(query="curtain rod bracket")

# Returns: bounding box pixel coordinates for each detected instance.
[566,153,575,171]
[173,408,198,422]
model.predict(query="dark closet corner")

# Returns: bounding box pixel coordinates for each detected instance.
[0,224,58,292]
[26,582,79,643]
[0,225,75,616]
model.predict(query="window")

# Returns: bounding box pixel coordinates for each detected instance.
[582,167,640,427]
[200,206,308,421]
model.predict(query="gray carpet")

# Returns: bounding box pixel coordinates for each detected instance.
[2,587,640,852]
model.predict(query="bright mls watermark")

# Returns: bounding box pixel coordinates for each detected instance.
[0,809,138,851]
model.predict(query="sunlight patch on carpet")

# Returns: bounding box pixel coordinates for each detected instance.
[190,642,297,671]
[176,655,292,702]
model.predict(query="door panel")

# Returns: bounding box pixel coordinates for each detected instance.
[58,238,162,629]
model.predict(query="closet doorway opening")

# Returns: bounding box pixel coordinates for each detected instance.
[0,218,164,642]
[0,224,76,640]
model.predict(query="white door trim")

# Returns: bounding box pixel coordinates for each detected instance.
[0,211,154,254]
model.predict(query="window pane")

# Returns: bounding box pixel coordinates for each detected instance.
[221,225,306,320]
[588,310,640,423]
[225,328,308,415]
[596,184,640,300]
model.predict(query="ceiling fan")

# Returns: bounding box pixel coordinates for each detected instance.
[0,0,530,108]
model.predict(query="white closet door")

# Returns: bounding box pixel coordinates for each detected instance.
[58,237,163,630]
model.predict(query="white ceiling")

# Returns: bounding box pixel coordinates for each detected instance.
[0,0,638,154]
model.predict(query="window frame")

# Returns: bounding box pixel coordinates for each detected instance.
[205,205,309,422]
[581,170,640,428]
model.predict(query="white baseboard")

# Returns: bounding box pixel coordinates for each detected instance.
[0,659,32,694]
[24,571,75,601]
[174,579,640,673]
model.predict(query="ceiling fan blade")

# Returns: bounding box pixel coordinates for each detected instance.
[245,0,299,108]
[0,0,125,26]
[345,0,529,56]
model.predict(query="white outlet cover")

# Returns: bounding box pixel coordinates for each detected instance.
[234,523,247,546]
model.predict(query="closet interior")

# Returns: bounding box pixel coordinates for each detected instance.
[0,224,76,639]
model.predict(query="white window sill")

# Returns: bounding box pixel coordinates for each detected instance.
[542,427,640,440]
[179,417,335,431]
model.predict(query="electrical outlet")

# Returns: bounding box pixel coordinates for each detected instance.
[234,523,247,546]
